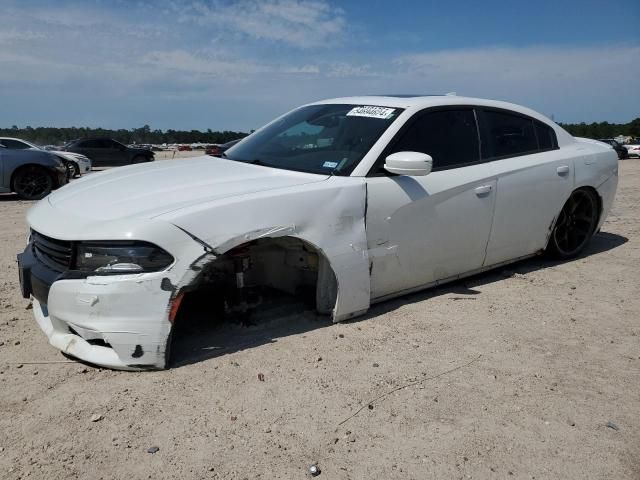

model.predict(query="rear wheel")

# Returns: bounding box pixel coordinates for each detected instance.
[546,188,599,259]
[13,166,54,200]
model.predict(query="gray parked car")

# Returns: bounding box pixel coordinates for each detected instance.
[0,137,92,178]
[0,146,68,200]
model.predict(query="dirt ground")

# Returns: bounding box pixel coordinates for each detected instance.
[0,156,638,480]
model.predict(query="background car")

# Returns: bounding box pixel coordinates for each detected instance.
[0,146,67,199]
[0,137,92,177]
[64,138,154,167]
[597,138,629,159]
[624,142,640,158]
[205,139,241,157]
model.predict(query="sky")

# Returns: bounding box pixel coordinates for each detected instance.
[0,0,638,131]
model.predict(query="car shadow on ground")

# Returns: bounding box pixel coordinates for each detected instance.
[0,193,28,202]
[168,231,628,369]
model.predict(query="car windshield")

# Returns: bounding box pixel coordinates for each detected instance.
[224,104,403,175]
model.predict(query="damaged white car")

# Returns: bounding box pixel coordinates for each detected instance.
[18,96,618,370]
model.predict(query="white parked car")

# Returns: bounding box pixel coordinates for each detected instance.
[17,96,618,370]
[624,143,640,158]
[0,137,92,176]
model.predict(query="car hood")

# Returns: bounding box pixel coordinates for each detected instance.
[49,150,89,161]
[46,156,328,220]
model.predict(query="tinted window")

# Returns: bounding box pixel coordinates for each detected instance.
[535,121,556,150]
[389,109,479,170]
[483,110,537,158]
[77,140,100,148]
[1,139,31,149]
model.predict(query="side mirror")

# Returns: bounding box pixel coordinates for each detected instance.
[384,151,433,176]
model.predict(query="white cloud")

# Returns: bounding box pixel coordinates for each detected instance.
[395,45,640,83]
[181,0,346,48]
[391,45,640,121]
[326,62,378,77]
[0,29,46,43]
[141,50,268,77]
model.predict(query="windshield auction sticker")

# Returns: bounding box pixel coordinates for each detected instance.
[346,106,396,119]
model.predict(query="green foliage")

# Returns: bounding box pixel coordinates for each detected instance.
[0,124,249,146]
[558,118,640,140]
[3,118,639,146]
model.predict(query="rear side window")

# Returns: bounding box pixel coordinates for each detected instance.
[483,110,537,158]
[389,109,480,170]
[535,121,557,151]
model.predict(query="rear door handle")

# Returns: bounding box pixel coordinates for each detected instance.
[474,185,493,196]
[557,165,570,175]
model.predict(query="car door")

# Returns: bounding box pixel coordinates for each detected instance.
[71,140,104,167]
[365,107,497,300]
[0,146,7,192]
[479,109,574,265]
[106,140,129,166]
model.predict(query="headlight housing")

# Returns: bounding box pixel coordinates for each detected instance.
[75,241,174,275]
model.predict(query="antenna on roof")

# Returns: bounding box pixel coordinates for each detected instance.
[445,92,457,96]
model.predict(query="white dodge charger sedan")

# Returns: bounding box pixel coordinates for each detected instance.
[18,95,618,370]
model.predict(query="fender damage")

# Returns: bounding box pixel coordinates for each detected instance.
[26,175,371,370]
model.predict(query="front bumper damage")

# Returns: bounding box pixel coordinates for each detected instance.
[18,231,211,370]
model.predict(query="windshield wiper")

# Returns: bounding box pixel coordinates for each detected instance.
[248,159,268,166]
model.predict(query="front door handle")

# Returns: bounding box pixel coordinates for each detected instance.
[557,165,570,176]
[474,185,493,196]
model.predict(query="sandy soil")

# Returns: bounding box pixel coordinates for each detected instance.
[0,157,638,479]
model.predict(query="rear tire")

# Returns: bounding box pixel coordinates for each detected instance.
[13,166,54,200]
[546,188,599,259]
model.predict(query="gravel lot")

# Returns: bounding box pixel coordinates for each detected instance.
[0,156,638,479]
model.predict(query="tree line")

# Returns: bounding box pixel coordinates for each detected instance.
[1,118,639,147]
[558,118,640,140]
[0,124,249,146]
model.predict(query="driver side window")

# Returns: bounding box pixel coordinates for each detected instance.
[389,108,480,171]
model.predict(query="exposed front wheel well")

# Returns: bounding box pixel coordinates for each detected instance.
[166,236,338,367]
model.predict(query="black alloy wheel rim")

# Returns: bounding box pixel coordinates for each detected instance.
[16,169,50,198]
[553,190,597,256]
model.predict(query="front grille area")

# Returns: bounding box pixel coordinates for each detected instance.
[31,230,73,272]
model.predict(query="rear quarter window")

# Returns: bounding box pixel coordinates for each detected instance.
[483,110,537,158]
[481,109,558,159]
[535,121,558,151]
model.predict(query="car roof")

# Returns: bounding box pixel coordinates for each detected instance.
[74,137,114,140]
[0,137,32,142]
[307,95,554,123]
